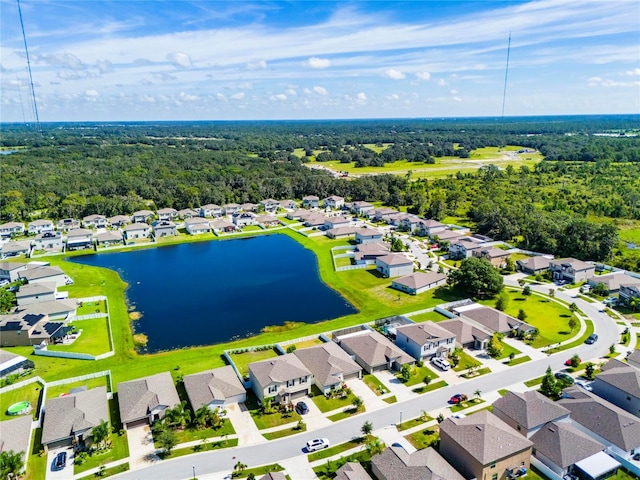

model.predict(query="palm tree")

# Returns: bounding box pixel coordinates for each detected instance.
[164,401,191,429]
[365,438,386,457]
[474,389,482,400]
[361,420,373,437]
[233,460,247,477]
[91,420,110,448]
[0,450,25,479]
[193,405,211,430]
[352,396,364,412]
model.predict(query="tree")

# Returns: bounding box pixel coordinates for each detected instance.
[400,364,413,382]
[0,289,16,313]
[0,450,24,479]
[548,288,555,298]
[609,344,616,355]
[522,285,531,296]
[568,317,578,332]
[495,292,509,312]
[423,375,432,386]
[517,309,528,321]
[585,362,596,380]
[447,257,504,299]
[592,282,608,297]
[436,413,445,423]
[233,461,247,477]
[540,366,559,398]
[518,279,526,288]
[390,236,406,252]
[474,389,482,400]
[193,405,211,430]
[487,334,503,358]
[365,438,386,457]
[569,355,581,368]
[361,420,373,437]
[449,348,461,367]
[569,302,578,313]
[164,401,191,429]
[352,396,364,412]
[156,429,177,455]
[504,256,515,273]
[91,420,110,448]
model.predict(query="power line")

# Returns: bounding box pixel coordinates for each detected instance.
[501,32,512,120]
[17,0,41,132]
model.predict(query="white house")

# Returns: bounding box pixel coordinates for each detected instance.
[82,214,107,229]
[131,210,154,223]
[302,195,319,208]
[324,216,350,230]
[27,219,54,235]
[355,228,383,244]
[395,321,456,361]
[199,204,222,218]
[66,228,93,250]
[375,253,414,278]
[123,223,151,240]
[248,354,313,404]
[323,196,344,210]
[152,220,177,238]
[0,222,25,238]
[185,217,211,235]
[350,201,374,216]
[391,272,447,295]
[33,232,63,252]
[157,208,178,221]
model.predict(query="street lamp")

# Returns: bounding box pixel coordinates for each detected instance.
[192,465,196,479]
[399,411,403,426]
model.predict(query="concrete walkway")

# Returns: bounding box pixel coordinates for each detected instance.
[225,402,265,446]
[348,377,388,412]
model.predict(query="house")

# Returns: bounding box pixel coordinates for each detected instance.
[530,421,606,479]
[459,306,534,337]
[591,358,640,417]
[394,321,456,361]
[439,410,533,480]
[27,219,54,235]
[241,202,258,213]
[620,284,640,306]
[516,256,552,275]
[108,215,131,228]
[627,350,640,370]
[117,372,180,429]
[16,282,56,306]
[185,217,212,235]
[0,349,33,377]
[371,445,465,480]
[434,229,467,244]
[398,214,422,232]
[33,232,63,252]
[0,261,28,282]
[587,273,640,294]
[279,199,297,210]
[56,218,80,232]
[326,227,358,239]
[210,219,236,233]
[15,298,77,321]
[391,272,447,295]
[350,201,374,216]
[0,222,25,238]
[354,242,390,264]
[438,318,492,350]
[559,386,640,464]
[293,341,362,395]
[549,258,595,283]
[232,212,256,227]
[417,219,447,238]
[248,354,313,403]
[177,208,199,219]
[0,312,67,347]
[255,214,280,227]
[372,207,398,222]
[96,231,123,247]
[335,330,414,373]
[449,237,485,259]
[375,253,414,278]
[19,265,66,287]
[303,213,327,227]
[131,210,154,223]
[472,247,511,268]
[259,473,287,480]
[354,228,383,244]
[286,209,311,221]
[66,228,93,250]
[0,240,31,257]
[199,204,222,218]
[152,220,177,237]
[156,208,178,221]
[323,196,344,210]
[334,462,371,480]
[0,415,32,470]
[41,386,108,450]
[324,216,350,230]
[123,222,151,240]
[492,390,571,438]
[223,203,241,215]
[82,214,107,229]
[260,199,280,213]
[302,195,319,208]
[183,365,246,411]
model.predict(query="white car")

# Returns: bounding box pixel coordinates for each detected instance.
[306,438,330,452]
[576,380,593,391]
[432,357,451,371]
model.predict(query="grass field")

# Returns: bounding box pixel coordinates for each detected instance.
[46,375,110,400]
[0,381,43,421]
[397,364,438,387]
[311,387,357,413]
[362,374,389,395]
[48,317,111,355]
[408,310,449,322]
[406,426,439,450]
[307,436,366,462]
[228,349,278,378]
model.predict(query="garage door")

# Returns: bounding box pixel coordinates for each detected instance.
[46,438,72,450]
[344,372,360,380]
[125,418,149,429]
[290,390,308,401]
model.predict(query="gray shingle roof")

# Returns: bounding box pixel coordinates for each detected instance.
[19,266,64,281]
[395,321,455,346]
[123,222,150,232]
[117,372,180,424]
[492,390,570,430]
[355,228,382,237]
[42,386,108,445]
[259,473,286,480]
[293,342,362,389]
[16,282,56,298]
[334,462,372,480]
[338,331,414,369]
[376,253,413,267]
[393,272,447,290]
[438,318,492,344]
[516,256,552,271]
[183,365,245,410]
[462,306,526,334]
[371,446,464,480]
[0,415,32,457]
[440,410,533,465]
[559,387,640,451]
[549,257,593,272]
[530,421,604,469]
[249,354,312,388]
[595,358,640,398]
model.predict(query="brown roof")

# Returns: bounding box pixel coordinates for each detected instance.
[517,256,552,271]
[393,272,446,290]
[338,331,414,369]
[0,415,32,458]
[440,410,533,465]
[492,390,570,430]
[355,228,382,237]
[530,421,604,469]
[334,462,372,480]
[371,446,464,480]
[395,321,455,346]
[588,273,640,291]
[249,354,312,388]
[549,257,593,272]
[376,253,413,267]
[117,372,180,425]
[462,306,525,334]
[595,358,640,398]
[183,365,245,409]
[293,342,361,389]
[438,318,492,345]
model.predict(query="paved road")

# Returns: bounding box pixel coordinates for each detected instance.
[115,276,619,480]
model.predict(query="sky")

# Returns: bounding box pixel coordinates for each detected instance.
[1,0,639,122]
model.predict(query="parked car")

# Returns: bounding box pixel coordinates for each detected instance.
[585,334,599,344]
[295,401,309,415]
[576,380,593,391]
[565,357,581,366]
[306,438,330,452]
[52,451,67,471]
[432,357,451,371]
[603,296,618,306]
[0,279,9,287]
[449,394,468,404]
[554,372,575,385]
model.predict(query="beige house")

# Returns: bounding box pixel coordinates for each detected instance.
[117,372,180,429]
[371,446,464,480]
[293,342,362,394]
[183,365,246,411]
[549,258,595,283]
[336,330,414,373]
[472,247,511,268]
[391,271,447,295]
[248,354,313,403]
[439,410,533,480]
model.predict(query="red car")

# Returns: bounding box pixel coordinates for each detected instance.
[449,394,468,404]
[565,358,581,366]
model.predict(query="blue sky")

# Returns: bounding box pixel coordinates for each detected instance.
[1,0,639,122]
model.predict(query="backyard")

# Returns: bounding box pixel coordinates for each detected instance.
[48,317,112,356]
[0,381,43,421]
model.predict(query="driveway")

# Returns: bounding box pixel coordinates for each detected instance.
[374,370,417,402]
[225,402,265,446]
[45,446,74,480]
[126,424,159,470]
[347,377,388,412]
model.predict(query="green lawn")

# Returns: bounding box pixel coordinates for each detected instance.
[233,464,285,478]
[313,451,372,480]
[334,256,353,267]
[450,398,485,413]
[544,320,594,354]
[406,426,439,450]
[525,376,544,387]
[262,424,306,440]
[327,406,364,422]
[76,299,107,316]
[397,414,432,432]
[506,355,531,366]
[307,436,366,462]
[24,428,46,480]
[48,317,111,355]
[362,374,389,396]
[159,438,238,460]
[310,386,357,413]
[383,395,397,404]
[0,381,43,421]
[412,380,447,394]
[46,375,110,400]
[173,421,236,443]
[287,338,324,350]
[397,364,439,387]
[408,311,449,323]
[493,341,521,361]
[74,432,129,474]
[228,349,278,379]
[453,351,481,372]
[461,367,491,379]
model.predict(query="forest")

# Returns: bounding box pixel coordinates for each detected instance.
[1,115,639,268]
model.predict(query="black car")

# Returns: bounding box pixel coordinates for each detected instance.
[295,401,309,414]
[585,333,599,344]
[554,372,575,385]
[52,451,67,471]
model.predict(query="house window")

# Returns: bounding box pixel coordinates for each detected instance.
[490,462,496,469]
[286,380,295,387]
[491,475,498,480]
[268,385,277,393]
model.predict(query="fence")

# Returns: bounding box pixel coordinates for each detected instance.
[47,370,112,392]
[34,349,96,360]
[529,457,562,480]
[0,375,44,394]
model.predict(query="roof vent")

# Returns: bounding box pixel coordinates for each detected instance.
[476,426,483,431]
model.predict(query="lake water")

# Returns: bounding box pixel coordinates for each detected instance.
[70,235,356,352]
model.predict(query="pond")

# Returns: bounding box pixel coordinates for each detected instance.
[70,235,356,352]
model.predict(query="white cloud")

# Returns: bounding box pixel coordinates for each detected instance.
[313,86,328,95]
[386,93,400,100]
[246,59,267,70]
[452,96,462,102]
[450,89,459,95]
[36,53,85,70]
[271,94,287,101]
[625,68,640,76]
[181,92,199,101]
[588,76,640,87]
[215,93,227,101]
[95,59,113,74]
[384,69,405,80]
[306,57,331,69]
[230,92,245,100]
[285,88,297,96]
[154,72,177,81]
[85,89,99,97]
[166,52,192,68]
[437,78,448,86]
[415,71,431,81]
[355,92,366,103]
[141,94,156,103]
